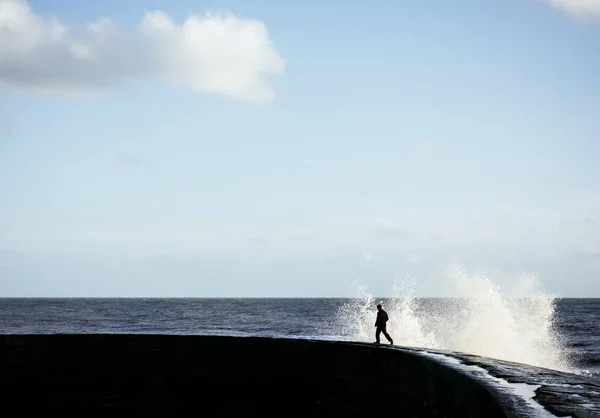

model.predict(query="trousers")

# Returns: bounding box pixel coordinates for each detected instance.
[375,326,393,344]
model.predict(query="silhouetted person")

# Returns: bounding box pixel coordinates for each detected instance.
[374,304,393,345]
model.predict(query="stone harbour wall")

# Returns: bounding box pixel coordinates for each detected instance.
[1,334,594,416]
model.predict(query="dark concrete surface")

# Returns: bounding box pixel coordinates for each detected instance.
[433,349,600,417]
[0,334,597,416]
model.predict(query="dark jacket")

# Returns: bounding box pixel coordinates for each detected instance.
[375,309,389,328]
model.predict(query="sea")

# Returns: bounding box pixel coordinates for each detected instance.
[0,294,598,381]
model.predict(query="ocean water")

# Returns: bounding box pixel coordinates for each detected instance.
[0,294,598,381]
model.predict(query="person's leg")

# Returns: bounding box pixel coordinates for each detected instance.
[383,329,393,345]
[375,328,381,343]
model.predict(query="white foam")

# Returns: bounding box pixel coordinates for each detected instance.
[335,265,572,373]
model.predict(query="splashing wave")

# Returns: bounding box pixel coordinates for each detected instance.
[335,264,572,373]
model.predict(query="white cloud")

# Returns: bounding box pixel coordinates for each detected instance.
[538,0,600,20]
[0,0,285,103]
[361,251,373,262]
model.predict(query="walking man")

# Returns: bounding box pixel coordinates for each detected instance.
[374,304,394,345]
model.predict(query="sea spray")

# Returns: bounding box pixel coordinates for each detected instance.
[335,264,572,373]
[386,274,437,348]
[336,279,374,342]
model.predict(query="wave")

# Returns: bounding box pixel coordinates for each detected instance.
[335,264,573,373]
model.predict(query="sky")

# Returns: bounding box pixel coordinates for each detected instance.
[0,0,599,297]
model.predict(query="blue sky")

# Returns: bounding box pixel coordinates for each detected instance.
[1,0,599,297]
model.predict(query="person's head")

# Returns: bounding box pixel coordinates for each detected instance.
[376,304,382,311]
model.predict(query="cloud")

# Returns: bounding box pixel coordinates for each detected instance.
[361,251,373,262]
[0,0,285,103]
[538,0,600,20]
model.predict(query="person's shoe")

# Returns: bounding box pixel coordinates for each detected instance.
[390,339,394,345]
[373,341,380,344]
